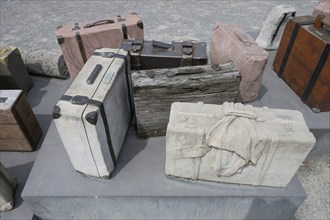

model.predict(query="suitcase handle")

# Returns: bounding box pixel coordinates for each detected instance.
[152,40,173,49]
[86,64,102,84]
[84,19,115,28]
[233,31,255,46]
[166,67,204,77]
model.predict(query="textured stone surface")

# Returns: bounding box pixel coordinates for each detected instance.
[132,63,240,138]
[256,5,296,50]
[21,49,69,79]
[166,102,315,187]
[294,154,330,220]
[210,23,269,103]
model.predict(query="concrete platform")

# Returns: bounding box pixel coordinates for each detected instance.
[22,124,306,219]
[20,50,329,219]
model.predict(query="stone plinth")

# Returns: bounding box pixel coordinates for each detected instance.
[22,124,306,219]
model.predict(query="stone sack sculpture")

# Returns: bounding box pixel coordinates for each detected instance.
[256,5,296,50]
[210,23,269,103]
[165,102,316,187]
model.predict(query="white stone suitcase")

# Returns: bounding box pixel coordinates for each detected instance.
[0,162,16,212]
[53,48,132,179]
[165,102,316,188]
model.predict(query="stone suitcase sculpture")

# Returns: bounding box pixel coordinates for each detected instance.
[165,102,316,188]
[55,13,143,80]
[132,63,240,138]
[273,16,330,112]
[210,23,269,103]
[0,90,42,151]
[0,47,33,92]
[53,49,132,179]
[121,40,207,70]
[0,162,17,212]
[256,5,296,50]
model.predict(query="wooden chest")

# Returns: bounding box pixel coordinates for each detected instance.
[165,102,316,187]
[0,47,33,92]
[55,13,143,80]
[273,16,330,112]
[121,40,207,70]
[132,63,240,138]
[53,49,132,179]
[0,90,41,151]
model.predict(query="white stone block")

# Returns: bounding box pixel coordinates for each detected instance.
[165,102,316,188]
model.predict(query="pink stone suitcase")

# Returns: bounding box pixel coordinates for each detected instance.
[55,13,144,80]
[313,0,330,26]
[210,23,269,103]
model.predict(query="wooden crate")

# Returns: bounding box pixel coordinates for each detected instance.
[273,15,330,112]
[132,63,240,138]
[0,90,41,151]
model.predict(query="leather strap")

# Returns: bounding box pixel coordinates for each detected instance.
[302,44,330,101]
[75,32,87,63]
[60,95,117,167]
[277,19,314,77]
[121,23,128,39]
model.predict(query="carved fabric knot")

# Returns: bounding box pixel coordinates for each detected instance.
[206,102,267,177]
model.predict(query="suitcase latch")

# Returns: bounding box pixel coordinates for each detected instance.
[72,23,81,30]
[131,40,143,52]
[181,41,193,66]
[117,15,126,22]
[182,41,193,55]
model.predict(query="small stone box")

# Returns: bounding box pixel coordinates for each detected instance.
[0,90,41,151]
[165,102,316,188]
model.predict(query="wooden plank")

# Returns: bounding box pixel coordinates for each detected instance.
[13,92,42,145]
[0,124,26,139]
[0,138,31,151]
[132,64,240,138]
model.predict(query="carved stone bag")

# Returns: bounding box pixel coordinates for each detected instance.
[165,102,315,187]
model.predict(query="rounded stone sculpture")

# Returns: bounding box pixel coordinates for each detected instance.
[21,49,69,79]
